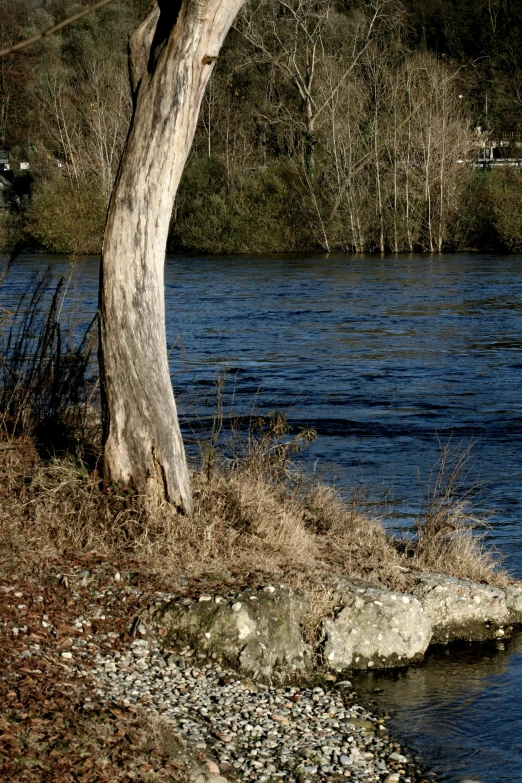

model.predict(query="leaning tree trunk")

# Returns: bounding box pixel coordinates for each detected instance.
[99,0,245,513]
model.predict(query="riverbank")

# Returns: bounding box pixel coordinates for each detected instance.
[1,431,519,781]
[4,161,522,257]
[0,560,436,783]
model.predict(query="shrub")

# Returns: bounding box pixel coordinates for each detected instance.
[488,167,522,251]
[26,175,107,254]
[169,157,316,253]
[0,209,25,251]
[454,168,522,252]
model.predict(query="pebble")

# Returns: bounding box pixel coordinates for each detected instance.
[88,638,420,782]
[389,752,408,763]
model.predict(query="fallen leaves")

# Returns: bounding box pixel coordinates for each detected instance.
[0,566,190,782]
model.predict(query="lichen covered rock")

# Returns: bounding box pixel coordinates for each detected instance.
[321,582,432,671]
[503,584,522,624]
[410,572,511,643]
[148,584,310,682]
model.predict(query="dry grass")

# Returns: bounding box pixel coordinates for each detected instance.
[0,428,509,602]
[409,440,509,587]
[0,433,397,584]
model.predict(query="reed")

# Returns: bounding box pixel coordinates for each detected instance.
[0,259,98,456]
[411,439,506,584]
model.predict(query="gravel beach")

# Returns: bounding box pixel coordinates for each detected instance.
[92,636,426,782]
[0,564,436,782]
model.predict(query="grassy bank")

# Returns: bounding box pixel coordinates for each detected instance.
[0,270,511,783]
[0,429,509,642]
[0,267,510,634]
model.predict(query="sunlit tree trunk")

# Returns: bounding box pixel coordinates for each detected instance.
[424,109,434,252]
[99,0,245,512]
[373,94,385,253]
[391,79,400,253]
[405,73,414,252]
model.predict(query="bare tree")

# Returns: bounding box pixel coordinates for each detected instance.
[235,0,390,177]
[100,0,246,512]
[36,5,133,194]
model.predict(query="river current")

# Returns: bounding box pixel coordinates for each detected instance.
[2,252,522,782]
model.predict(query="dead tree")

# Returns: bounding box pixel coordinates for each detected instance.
[99,0,246,513]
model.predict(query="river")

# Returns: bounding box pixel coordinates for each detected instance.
[1,251,522,782]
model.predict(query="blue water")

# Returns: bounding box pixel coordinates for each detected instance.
[2,251,522,782]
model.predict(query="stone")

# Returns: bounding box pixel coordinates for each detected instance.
[205,760,220,775]
[388,752,407,763]
[345,718,374,731]
[503,584,522,624]
[410,572,511,643]
[147,584,310,682]
[321,582,432,671]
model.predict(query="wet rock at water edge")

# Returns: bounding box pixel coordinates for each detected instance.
[410,572,511,643]
[321,581,433,671]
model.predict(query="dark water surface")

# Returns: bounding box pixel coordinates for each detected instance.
[2,252,522,782]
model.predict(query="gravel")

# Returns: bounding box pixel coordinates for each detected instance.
[1,568,432,782]
[89,636,421,782]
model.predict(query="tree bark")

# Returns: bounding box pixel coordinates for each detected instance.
[99,0,245,513]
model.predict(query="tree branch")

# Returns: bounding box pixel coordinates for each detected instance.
[0,0,116,58]
[129,3,161,95]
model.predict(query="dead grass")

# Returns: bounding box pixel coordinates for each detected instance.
[0,428,509,605]
[409,440,509,587]
[0,433,395,582]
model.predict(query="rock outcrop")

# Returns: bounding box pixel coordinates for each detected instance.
[146,574,522,677]
[409,572,511,643]
[321,581,432,671]
[147,584,310,682]
[503,584,522,624]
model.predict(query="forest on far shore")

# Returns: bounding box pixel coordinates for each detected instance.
[3,0,522,255]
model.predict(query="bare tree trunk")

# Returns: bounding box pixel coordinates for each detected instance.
[305,101,316,178]
[405,76,413,252]
[391,82,399,254]
[437,81,447,253]
[100,0,245,512]
[373,101,385,253]
[424,116,434,253]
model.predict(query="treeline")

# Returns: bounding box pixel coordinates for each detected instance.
[404,0,522,135]
[1,0,522,254]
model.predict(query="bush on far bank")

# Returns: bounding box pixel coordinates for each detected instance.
[488,168,522,252]
[25,175,107,255]
[168,156,316,254]
[453,168,522,252]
